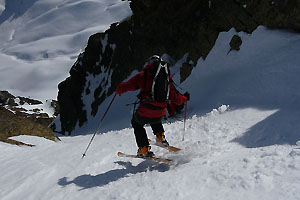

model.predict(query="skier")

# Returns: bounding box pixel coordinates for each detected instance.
[116,55,190,157]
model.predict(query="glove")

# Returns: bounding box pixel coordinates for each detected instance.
[183,92,190,101]
[116,82,125,95]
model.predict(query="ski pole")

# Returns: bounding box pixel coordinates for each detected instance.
[182,101,187,141]
[184,101,187,131]
[82,93,117,159]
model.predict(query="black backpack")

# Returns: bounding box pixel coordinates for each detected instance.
[148,61,171,102]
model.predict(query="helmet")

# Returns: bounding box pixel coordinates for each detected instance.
[147,55,161,64]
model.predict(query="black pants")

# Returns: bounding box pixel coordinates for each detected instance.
[131,112,164,148]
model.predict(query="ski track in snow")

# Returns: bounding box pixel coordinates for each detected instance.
[1,107,300,200]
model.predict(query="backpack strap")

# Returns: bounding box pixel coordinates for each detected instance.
[150,62,170,101]
[138,61,171,102]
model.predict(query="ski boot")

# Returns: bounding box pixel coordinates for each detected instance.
[137,145,154,158]
[155,132,169,147]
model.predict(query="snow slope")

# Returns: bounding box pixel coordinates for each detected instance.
[1,106,300,200]
[73,26,300,149]
[1,25,300,199]
[1,1,300,199]
[0,0,131,100]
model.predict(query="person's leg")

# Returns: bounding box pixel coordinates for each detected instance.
[150,122,164,136]
[150,122,169,146]
[131,113,149,148]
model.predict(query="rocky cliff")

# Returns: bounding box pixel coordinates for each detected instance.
[55,0,300,135]
[0,91,58,145]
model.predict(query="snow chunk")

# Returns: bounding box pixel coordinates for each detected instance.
[218,105,229,113]
[207,105,230,115]
[289,149,300,157]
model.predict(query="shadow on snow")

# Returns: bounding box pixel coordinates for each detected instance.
[57,161,170,190]
[232,108,300,148]
[0,0,38,24]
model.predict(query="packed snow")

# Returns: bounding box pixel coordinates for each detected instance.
[1,106,300,200]
[1,1,300,200]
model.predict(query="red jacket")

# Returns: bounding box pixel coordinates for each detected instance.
[116,63,188,118]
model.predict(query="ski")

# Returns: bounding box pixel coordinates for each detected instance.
[117,152,172,163]
[148,139,181,152]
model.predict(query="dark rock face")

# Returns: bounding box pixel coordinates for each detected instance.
[0,106,55,145]
[56,0,300,134]
[0,91,59,120]
[229,35,243,52]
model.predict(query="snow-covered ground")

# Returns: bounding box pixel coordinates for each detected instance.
[2,26,300,199]
[1,1,300,199]
[1,106,300,200]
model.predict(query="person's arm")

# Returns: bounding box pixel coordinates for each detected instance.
[169,83,189,105]
[116,72,143,95]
